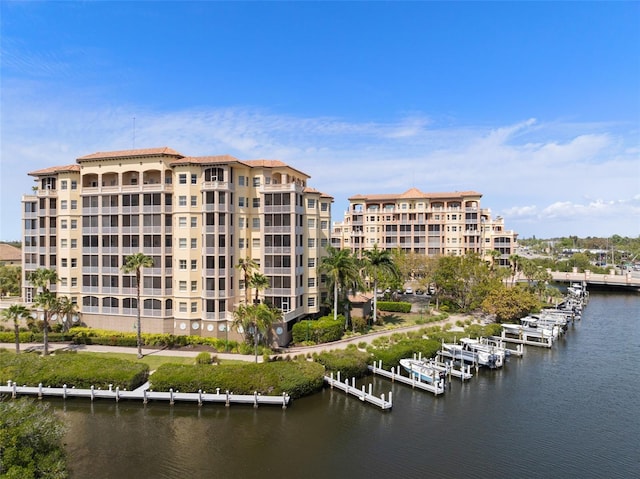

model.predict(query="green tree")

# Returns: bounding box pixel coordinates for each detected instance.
[0,398,68,478]
[121,253,154,358]
[235,257,259,304]
[481,286,540,322]
[362,245,400,324]
[55,296,79,333]
[233,303,281,362]
[29,268,58,356]
[319,246,361,329]
[0,264,21,297]
[1,304,31,353]
[248,272,270,305]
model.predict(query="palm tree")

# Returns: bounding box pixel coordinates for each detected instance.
[1,304,31,353]
[236,257,258,304]
[319,246,360,329]
[249,273,270,305]
[56,296,79,333]
[29,268,58,356]
[362,245,400,325]
[121,253,154,358]
[233,302,281,363]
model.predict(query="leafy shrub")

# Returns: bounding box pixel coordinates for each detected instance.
[196,352,212,365]
[314,349,370,378]
[369,338,441,370]
[377,301,411,313]
[292,315,344,344]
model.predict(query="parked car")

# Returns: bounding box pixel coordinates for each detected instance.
[405,288,413,294]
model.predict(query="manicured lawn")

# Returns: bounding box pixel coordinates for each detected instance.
[77,352,196,370]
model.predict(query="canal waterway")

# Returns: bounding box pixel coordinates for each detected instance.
[54,291,639,479]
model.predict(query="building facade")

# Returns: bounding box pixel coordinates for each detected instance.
[331,188,517,265]
[22,147,332,345]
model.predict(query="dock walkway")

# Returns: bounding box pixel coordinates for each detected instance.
[1,380,290,408]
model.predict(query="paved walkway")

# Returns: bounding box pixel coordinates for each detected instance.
[0,314,469,363]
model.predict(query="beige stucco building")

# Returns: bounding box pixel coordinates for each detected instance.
[331,188,517,265]
[22,147,332,345]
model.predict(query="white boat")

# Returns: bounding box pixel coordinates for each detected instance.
[459,338,505,368]
[441,341,502,368]
[400,358,445,384]
[501,322,555,341]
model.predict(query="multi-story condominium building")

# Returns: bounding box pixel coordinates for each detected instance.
[22,147,332,345]
[331,187,517,265]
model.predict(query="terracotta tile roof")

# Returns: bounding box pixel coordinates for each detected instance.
[77,147,184,162]
[28,164,80,176]
[348,293,373,303]
[171,155,241,166]
[0,243,21,262]
[349,188,482,202]
[303,186,334,199]
[243,159,310,179]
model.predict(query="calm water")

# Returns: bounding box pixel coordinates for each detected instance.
[54,292,639,479]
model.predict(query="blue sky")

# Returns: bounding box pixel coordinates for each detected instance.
[1,1,639,241]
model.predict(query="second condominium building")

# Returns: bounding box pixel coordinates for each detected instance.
[332,188,517,265]
[22,147,332,345]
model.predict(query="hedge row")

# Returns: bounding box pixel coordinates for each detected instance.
[292,315,345,344]
[150,361,325,399]
[0,327,239,352]
[0,351,149,390]
[377,301,412,313]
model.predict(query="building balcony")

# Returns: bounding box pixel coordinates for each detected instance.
[202,181,233,191]
[264,247,292,255]
[263,205,294,214]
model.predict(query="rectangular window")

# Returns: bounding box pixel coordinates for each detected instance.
[252,198,260,208]
[239,238,245,249]
[179,174,187,184]
[191,217,197,228]
[61,181,68,190]
[308,278,316,288]
[179,196,187,207]
[71,220,77,229]
[71,239,77,249]
[60,278,68,287]
[179,238,187,248]
[239,197,246,207]
[307,199,316,209]
[71,181,77,190]
[253,176,261,187]
[191,238,197,249]
[191,281,198,291]
[308,257,316,268]
[61,258,68,267]
[179,302,187,313]
[191,174,197,184]
[179,260,187,270]
[61,239,68,248]
[178,217,187,227]
[321,202,328,212]
[320,220,328,230]
[61,220,68,229]
[71,277,77,287]
[191,195,197,206]
[307,218,315,228]
[308,238,316,248]
[238,176,245,186]
[239,217,246,228]
[60,200,68,210]
[252,218,260,228]
[191,302,197,313]
[179,281,187,291]
[191,259,197,270]
[308,297,316,307]
[252,238,260,248]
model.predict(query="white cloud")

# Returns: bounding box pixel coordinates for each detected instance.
[1,95,639,240]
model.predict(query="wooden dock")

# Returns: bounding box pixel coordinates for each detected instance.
[1,380,290,408]
[324,372,392,409]
[368,361,446,395]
